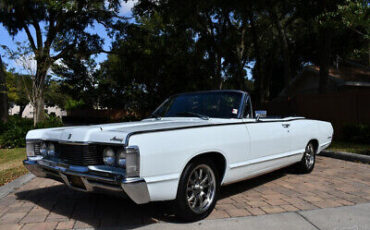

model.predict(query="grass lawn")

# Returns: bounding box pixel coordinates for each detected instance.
[0,148,28,186]
[328,141,370,156]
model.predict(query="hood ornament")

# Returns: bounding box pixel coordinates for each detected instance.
[110,136,124,142]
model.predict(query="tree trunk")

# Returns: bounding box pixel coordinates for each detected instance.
[368,41,370,67]
[19,104,26,117]
[33,65,48,126]
[0,55,8,122]
[216,54,223,89]
[234,22,247,91]
[318,28,332,94]
[34,95,45,126]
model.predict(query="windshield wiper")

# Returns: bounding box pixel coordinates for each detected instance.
[175,112,209,120]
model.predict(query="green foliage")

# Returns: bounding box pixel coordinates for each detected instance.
[328,141,370,156]
[51,58,98,109]
[44,80,66,108]
[64,98,86,110]
[93,0,368,113]
[0,116,33,148]
[342,124,370,144]
[0,116,63,148]
[5,72,31,115]
[35,115,63,129]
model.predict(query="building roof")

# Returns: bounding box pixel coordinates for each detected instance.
[308,65,370,83]
[278,64,370,97]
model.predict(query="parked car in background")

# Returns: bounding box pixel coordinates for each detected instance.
[24,90,333,221]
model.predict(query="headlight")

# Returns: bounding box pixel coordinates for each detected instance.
[117,149,126,168]
[40,142,48,156]
[103,147,116,166]
[125,146,140,177]
[48,143,55,156]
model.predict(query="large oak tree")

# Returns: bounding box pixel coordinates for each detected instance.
[0,0,121,125]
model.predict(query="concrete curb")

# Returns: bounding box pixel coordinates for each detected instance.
[0,173,35,199]
[130,203,370,230]
[320,150,370,164]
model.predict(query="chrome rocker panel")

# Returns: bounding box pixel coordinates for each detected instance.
[23,157,150,204]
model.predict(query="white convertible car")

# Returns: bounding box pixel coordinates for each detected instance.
[24,90,333,220]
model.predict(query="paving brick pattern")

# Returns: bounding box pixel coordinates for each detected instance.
[0,157,369,229]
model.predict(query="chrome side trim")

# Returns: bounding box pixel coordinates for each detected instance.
[229,151,303,169]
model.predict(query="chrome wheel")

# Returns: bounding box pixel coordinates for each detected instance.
[304,144,315,169]
[186,164,216,214]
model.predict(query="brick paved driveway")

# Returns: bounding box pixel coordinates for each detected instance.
[0,156,369,230]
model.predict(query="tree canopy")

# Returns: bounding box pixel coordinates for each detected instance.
[1,0,368,120]
[94,0,368,115]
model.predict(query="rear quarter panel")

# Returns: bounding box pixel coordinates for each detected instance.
[290,119,333,154]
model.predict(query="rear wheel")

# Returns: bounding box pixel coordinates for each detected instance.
[296,142,316,173]
[175,159,219,221]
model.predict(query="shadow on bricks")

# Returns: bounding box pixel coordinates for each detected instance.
[12,169,292,227]
[14,184,181,228]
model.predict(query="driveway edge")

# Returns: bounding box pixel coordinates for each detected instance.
[320,150,370,164]
[130,203,370,230]
[0,173,34,199]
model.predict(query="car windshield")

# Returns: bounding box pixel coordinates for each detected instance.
[153,91,243,119]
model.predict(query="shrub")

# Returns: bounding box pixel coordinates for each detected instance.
[35,115,63,129]
[342,123,370,144]
[0,115,63,148]
[0,116,33,148]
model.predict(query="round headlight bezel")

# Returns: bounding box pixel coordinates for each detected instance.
[48,143,55,156]
[40,142,48,156]
[117,149,126,168]
[103,147,116,166]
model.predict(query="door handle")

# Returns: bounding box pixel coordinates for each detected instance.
[282,123,290,128]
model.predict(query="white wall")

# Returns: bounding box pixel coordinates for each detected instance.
[9,103,66,118]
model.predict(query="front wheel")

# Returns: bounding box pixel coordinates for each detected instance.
[296,142,316,173]
[175,159,219,221]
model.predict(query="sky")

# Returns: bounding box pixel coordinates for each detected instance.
[0,0,137,73]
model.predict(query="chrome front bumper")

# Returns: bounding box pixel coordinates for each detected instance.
[23,157,150,204]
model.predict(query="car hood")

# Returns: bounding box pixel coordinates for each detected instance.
[26,118,235,145]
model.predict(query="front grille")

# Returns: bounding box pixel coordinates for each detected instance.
[34,143,40,155]
[56,144,103,166]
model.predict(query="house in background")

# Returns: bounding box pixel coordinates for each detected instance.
[268,63,370,139]
[9,103,66,118]
[279,64,370,97]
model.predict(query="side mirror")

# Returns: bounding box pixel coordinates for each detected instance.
[256,114,261,122]
[255,110,267,121]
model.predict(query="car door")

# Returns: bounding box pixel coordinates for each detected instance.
[241,98,291,160]
[244,119,291,160]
